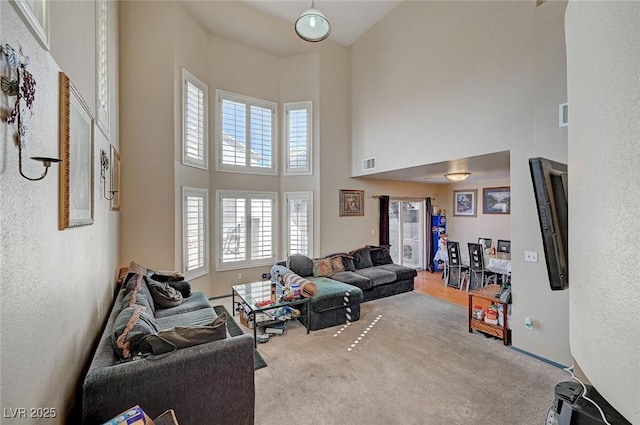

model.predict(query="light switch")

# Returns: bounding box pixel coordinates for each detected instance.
[524,251,538,262]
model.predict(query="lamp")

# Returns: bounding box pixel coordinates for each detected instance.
[445,172,471,182]
[100,148,117,200]
[295,0,331,42]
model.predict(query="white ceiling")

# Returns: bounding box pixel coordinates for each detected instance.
[179,1,512,184]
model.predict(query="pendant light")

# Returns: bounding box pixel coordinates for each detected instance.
[295,0,331,42]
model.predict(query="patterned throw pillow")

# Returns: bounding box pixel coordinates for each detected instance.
[312,258,334,277]
[330,256,346,273]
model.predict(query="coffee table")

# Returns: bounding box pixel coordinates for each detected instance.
[232,281,310,347]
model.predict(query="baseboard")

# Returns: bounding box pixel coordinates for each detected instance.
[510,346,569,370]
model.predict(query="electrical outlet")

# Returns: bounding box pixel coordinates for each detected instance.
[237,273,242,280]
[525,317,534,330]
[371,229,375,236]
[524,251,538,262]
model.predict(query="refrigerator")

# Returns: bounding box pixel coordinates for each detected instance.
[432,214,447,271]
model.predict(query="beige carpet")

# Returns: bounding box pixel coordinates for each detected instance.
[230,291,567,425]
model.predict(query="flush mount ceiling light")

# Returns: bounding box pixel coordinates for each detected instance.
[445,172,472,182]
[295,0,331,42]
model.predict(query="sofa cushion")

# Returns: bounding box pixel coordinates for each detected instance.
[145,276,183,308]
[326,253,356,271]
[329,256,346,273]
[287,254,314,277]
[122,290,154,313]
[376,263,418,281]
[312,257,334,277]
[153,292,213,318]
[167,280,191,298]
[350,247,373,269]
[354,267,397,287]
[305,277,363,312]
[124,273,155,313]
[330,271,372,291]
[112,305,159,359]
[156,307,218,329]
[368,245,394,266]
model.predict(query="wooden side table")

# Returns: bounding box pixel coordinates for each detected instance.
[468,284,510,345]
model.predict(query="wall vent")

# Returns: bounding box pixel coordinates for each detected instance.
[559,103,568,127]
[362,157,376,171]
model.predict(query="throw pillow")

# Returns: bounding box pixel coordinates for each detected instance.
[167,280,191,298]
[312,258,334,277]
[325,252,356,271]
[350,247,373,269]
[281,272,317,298]
[122,290,153,313]
[112,305,159,359]
[139,312,228,356]
[369,245,394,266]
[287,254,314,277]
[330,256,346,273]
[124,273,156,313]
[145,276,184,308]
[151,270,185,282]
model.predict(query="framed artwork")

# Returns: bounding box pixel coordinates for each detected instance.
[110,145,121,211]
[453,189,477,217]
[59,72,94,230]
[10,0,50,51]
[339,189,364,217]
[483,186,511,214]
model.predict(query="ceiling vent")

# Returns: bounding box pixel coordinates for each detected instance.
[362,157,376,171]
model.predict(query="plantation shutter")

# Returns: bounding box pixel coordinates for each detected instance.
[183,70,208,169]
[183,188,208,278]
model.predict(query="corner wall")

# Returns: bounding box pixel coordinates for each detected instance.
[0,1,120,422]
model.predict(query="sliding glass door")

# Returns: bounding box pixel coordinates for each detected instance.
[389,200,424,269]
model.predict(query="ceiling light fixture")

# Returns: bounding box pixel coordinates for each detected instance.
[295,0,331,42]
[445,172,472,182]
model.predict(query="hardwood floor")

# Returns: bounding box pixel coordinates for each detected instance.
[413,269,469,307]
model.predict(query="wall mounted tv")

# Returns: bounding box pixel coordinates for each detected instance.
[529,157,568,290]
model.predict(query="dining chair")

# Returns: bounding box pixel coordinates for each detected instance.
[478,238,492,250]
[497,239,511,254]
[446,241,468,290]
[468,242,496,291]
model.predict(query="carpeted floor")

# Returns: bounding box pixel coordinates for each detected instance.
[244,291,567,425]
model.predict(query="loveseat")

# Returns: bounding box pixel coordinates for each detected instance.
[271,245,417,331]
[82,265,255,425]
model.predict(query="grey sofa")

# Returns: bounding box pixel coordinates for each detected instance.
[82,272,255,425]
[271,245,417,331]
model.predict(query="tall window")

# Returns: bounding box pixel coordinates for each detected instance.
[183,187,209,279]
[285,192,313,257]
[182,69,208,169]
[217,190,277,270]
[215,90,277,175]
[95,0,109,138]
[284,101,312,175]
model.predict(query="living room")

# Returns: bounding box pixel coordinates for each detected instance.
[1,1,638,424]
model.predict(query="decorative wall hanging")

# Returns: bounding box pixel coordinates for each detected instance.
[59,72,94,229]
[483,186,511,214]
[339,189,364,217]
[453,189,477,217]
[1,42,60,181]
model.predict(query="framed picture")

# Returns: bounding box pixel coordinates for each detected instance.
[59,72,94,230]
[453,189,477,217]
[10,0,50,51]
[339,189,364,217]
[110,145,121,211]
[483,186,511,214]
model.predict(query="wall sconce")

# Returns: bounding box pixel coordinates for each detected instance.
[2,43,61,181]
[100,148,117,200]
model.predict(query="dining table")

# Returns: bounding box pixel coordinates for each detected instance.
[486,252,511,275]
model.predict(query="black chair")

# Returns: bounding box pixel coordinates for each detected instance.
[468,242,496,291]
[446,241,468,290]
[478,238,492,250]
[497,239,511,254]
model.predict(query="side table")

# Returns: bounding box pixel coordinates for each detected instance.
[468,284,510,346]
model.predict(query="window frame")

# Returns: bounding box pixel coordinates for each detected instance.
[182,69,209,170]
[216,190,278,271]
[284,191,314,257]
[182,187,209,280]
[215,89,278,176]
[284,101,313,176]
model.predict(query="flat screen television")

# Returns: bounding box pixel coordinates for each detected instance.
[529,157,568,290]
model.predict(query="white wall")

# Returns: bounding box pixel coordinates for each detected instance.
[351,1,570,365]
[0,1,119,423]
[565,2,640,422]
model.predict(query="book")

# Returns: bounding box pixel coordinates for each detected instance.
[264,320,287,335]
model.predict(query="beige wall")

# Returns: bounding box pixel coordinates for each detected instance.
[0,1,120,423]
[351,1,570,365]
[566,2,640,422]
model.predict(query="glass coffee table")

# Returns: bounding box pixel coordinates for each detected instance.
[232,281,310,347]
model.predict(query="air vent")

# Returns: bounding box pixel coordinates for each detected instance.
[362,157,376,171]
[559,103,568,127]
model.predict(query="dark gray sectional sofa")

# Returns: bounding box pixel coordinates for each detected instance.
[82,270,255,425]
[271,245,417,330]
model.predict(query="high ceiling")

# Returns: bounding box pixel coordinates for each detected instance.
[179,1,511,184]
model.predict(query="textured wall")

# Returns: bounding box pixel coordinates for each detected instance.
[566,2,640,422]
[0,1,119,423]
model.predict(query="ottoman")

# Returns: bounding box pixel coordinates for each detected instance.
[298,277,364,331]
